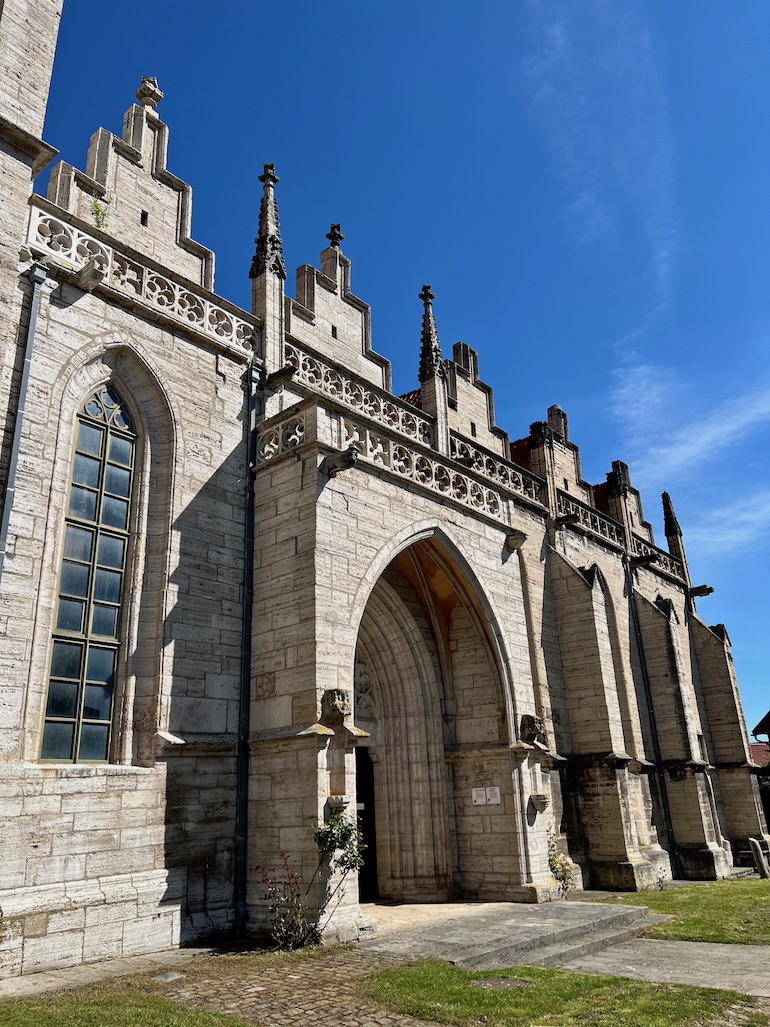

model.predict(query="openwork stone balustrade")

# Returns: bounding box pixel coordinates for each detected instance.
[632,534,686,581]
[342,417,506,522]
[556,490,626,548]
[27,204,256,355]
[255,412,306,464]
[451,434,545,507]
[284,343,434,448]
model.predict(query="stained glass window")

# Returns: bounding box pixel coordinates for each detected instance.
[40,386,135,762]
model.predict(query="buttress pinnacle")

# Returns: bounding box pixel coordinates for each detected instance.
[418,284,444,383]
[249,163,286,280]
[662,491,681,538]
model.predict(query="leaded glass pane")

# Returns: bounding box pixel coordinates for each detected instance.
[101,496,128,530]
[46,680,79,718]
[94,568,121,603]
[60,561,89,597]
[57,598,84,632]
[51,640,82,679]
[63,525,93,562]
[108,435,132,466]
[78,724,109,761]
[77,422,102,455]
[68,485,97,521]
[91,605,118,637]
[97,535,124,569]
[73,454,100,488]
[83,684,112,721]
[105,464,130,498]
[41,722,75,760]
[86,647,115,685]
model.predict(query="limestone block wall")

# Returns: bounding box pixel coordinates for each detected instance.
[0,0,62,139]
[445,344,507,457]
[284,245,390,391]
[0,237,250,974]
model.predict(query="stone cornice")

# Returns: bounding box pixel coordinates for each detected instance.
[0,115,58,175]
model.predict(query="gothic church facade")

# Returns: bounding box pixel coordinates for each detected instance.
[1,0,767,977]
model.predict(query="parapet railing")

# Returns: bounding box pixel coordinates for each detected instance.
[284,342,435,449]
[631,534,686,581]
[27,201,257,357]
[555,489,626,549]
[450,434,546,508]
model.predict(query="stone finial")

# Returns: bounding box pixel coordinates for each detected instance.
[662,491,681,538]
[607,459,631,495]
[135,77,163,110]
[250,163,286,281]
[547,405,569,440]
[418,284,444,383]
[326,224,344,248]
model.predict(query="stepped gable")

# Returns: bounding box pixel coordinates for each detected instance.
[46,77,214,289]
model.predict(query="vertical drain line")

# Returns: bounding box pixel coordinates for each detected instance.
[234,357,256,936]
[0,263,48,584]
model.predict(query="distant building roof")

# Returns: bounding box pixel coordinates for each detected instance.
[754,710,770,737]
[399,388,422,410]
[750,742,770,768]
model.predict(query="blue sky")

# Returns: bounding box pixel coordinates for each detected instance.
[43,1,768,733]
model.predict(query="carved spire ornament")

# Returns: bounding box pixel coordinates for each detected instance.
[418,284,444,383]
[249,163,286,280]
[662,491,681,539]
[326,223,344,248]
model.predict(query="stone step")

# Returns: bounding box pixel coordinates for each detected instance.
[448,904,653,970]
[515,914,672,969]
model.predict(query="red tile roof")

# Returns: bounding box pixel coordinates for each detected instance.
[509,438,531,470]
[399,388,422,410]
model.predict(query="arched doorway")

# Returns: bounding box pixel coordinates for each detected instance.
[353,538,522,901]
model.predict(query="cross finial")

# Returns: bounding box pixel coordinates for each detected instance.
[326,224,344,248]
[259,163,279,188]
[418,284,444,383]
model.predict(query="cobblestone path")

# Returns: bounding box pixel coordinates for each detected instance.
[161,947,441,1027]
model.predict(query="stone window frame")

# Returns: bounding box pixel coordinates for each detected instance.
[39,386,137,763]
[25,342,177,768]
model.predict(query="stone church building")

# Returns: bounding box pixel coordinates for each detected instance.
[1,0,767,977]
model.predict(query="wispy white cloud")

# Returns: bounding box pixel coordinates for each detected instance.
[609,353,770,490]
[520,0,678,299]
[685,489,770,559]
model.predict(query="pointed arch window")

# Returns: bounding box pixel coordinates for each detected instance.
[40,386,136,762]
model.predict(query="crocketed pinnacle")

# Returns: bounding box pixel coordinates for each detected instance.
[418,284,444,383]
[662,491,681,538]
[249,163,286,280]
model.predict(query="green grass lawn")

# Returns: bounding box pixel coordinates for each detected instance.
[361,959,770,1027]
[0,977,250,1027]
[595,879,770,944]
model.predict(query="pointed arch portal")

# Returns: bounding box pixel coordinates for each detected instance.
[353,537,524,901]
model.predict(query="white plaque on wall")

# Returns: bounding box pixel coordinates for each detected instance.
[472,788,487,805]
[485,786,501,805]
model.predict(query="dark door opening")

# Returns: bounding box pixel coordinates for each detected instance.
[355,746,379,901]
